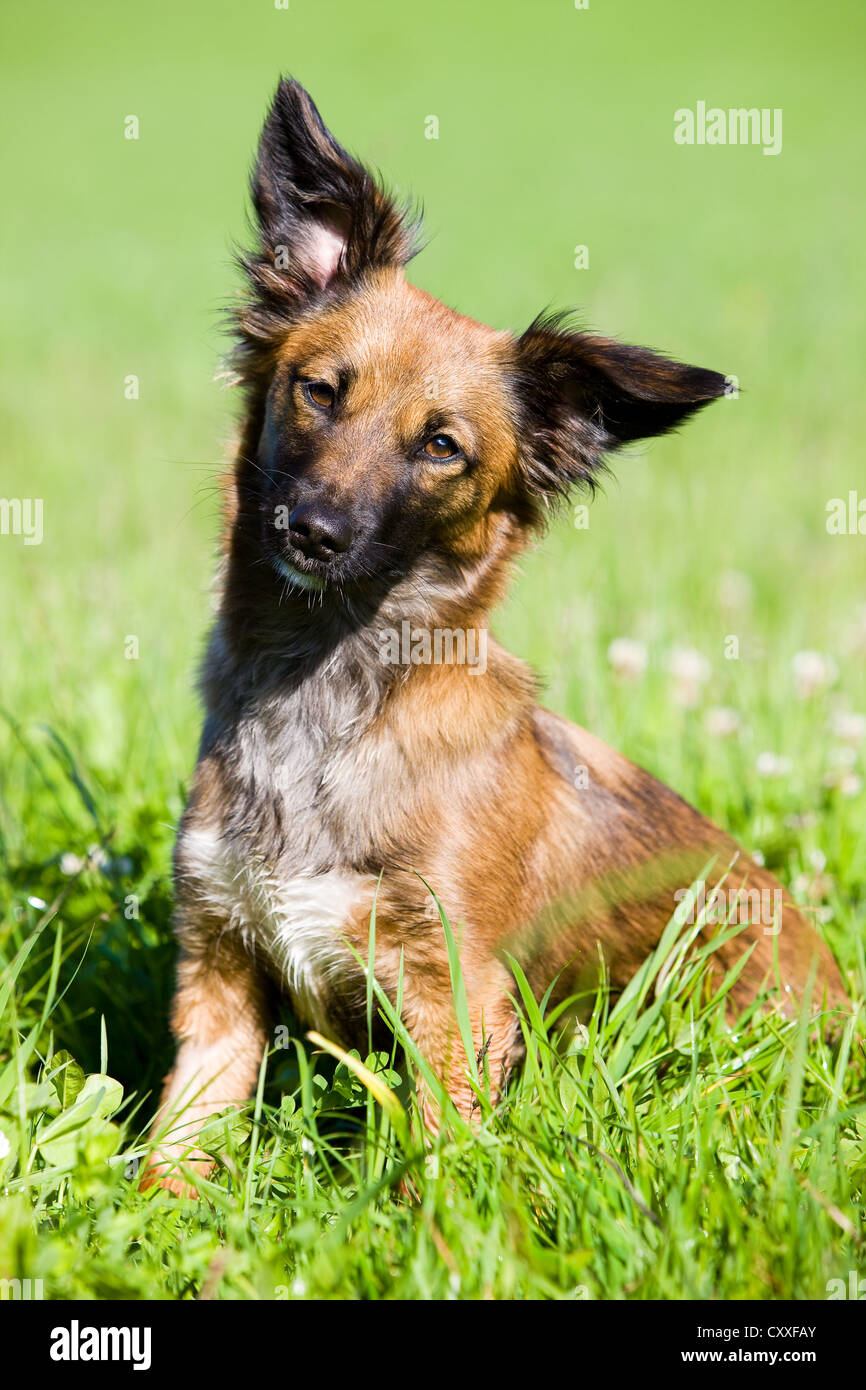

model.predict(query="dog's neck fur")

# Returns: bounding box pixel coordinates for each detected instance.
[194,505,537,871]
[204,501,527,716]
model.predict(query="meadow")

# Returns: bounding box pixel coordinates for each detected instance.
[0,0,864,1299]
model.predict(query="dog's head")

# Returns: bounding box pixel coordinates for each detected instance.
[230,79,727,602]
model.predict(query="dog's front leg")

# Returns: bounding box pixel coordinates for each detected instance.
[404,960,518,1128]
[141,943,270,1195]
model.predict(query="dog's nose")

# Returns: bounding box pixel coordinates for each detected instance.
[287,503,354,561]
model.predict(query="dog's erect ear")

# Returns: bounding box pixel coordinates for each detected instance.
[249,78,419,297]
[511,315,729,514]
[231,80,420,385]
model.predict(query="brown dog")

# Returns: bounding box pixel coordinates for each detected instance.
[144,79,848,1191]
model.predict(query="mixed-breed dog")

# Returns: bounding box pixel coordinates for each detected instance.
[142,80,850,1192]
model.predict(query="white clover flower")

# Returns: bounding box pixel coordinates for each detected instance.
[670,647,711,683]
[60,852,85,876]
[828,745,858,769]
[704,706,740,738]
[717,570,753,611]
[607,637,647,680]
[669,647,711,708]
[851,604,866,653]
[830,710,866,744]
[756,751,792,778]
[793,871,834,901]
[0,1129,10,1161]
[792,650,838,698]
[840,773,862,798]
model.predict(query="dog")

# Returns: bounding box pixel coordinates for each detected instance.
[143,79,848,1192]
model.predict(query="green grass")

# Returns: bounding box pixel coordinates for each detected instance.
[1,0,865,1299]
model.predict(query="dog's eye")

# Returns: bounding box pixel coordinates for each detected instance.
[306,381,335,409]
[423,434,459,460]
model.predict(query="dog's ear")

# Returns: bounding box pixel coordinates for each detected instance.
[511,315,729,514]
[248,77,419,299]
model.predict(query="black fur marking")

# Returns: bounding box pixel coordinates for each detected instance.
[512,311,728,522]
[231,78,423,387]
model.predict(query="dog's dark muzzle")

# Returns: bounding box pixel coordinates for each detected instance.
[285,501,354,565]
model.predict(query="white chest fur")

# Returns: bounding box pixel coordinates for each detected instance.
[180,826,374,1031]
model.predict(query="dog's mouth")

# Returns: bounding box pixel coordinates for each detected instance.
[272,552,331,593]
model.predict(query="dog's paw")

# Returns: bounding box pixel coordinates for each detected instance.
[139,1152,213,1198]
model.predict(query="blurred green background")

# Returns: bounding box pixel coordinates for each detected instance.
[1,0,864,1027]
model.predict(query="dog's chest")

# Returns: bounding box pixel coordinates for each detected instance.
[181,824,374,1031]
[182,655,396,1026]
